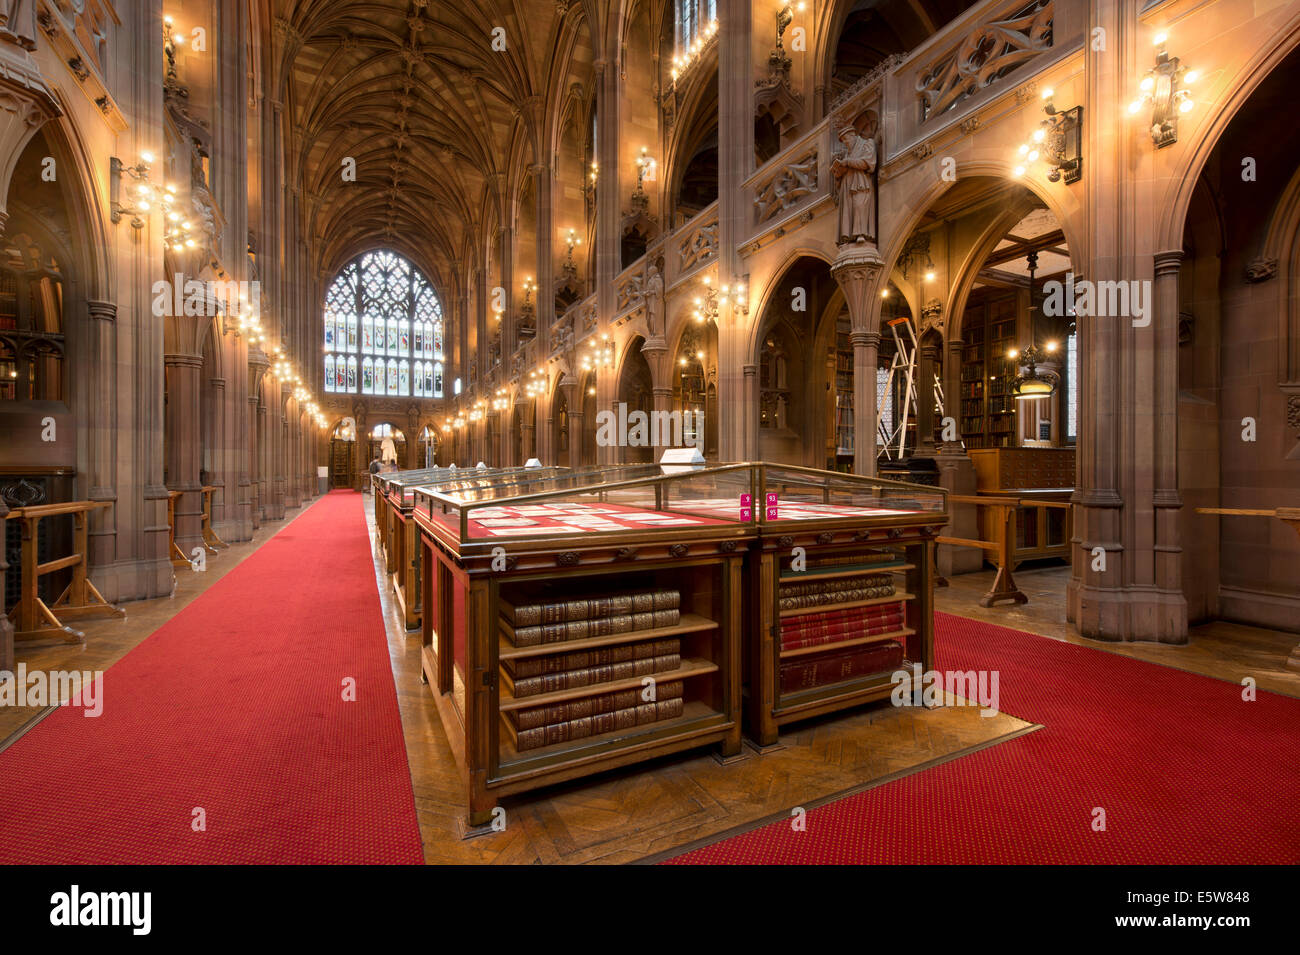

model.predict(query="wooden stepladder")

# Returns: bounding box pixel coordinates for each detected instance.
[3,500,125,647]
[200,485,229,551]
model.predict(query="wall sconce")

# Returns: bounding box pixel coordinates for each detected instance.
[1129,32,1196,148]
[521,276,536,306]
[110,153,156,228]
[579,333,614,372]
[692,275,746,324]
[1013,89,1082,184]
[565,229,582,267]
[634,148,656,195]
[524,368,546,399]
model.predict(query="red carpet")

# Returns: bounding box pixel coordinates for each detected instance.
[0,490,424,864]
[668,612,1300,864]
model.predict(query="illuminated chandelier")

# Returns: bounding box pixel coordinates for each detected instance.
[1007,252,1059,401]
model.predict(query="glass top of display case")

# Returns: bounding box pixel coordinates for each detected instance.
[378,464,572,506]
[410,462,946,547]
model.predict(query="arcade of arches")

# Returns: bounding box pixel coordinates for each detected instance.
[0,0,1297,868]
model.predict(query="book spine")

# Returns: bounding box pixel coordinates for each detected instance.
[508,638,680,679]
[781,601,905,637]
[781,618,904,651]
[514,696,685,751]
[778,583,895,610]
[778,643,905,693]
[509,589,681,628]
[511,652,681,699]
[778,573,894,599]
[509,608,681,648]
[509,681,685,731]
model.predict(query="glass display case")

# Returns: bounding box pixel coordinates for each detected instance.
[405,462,947,828]
[743,464,948,747]
[374,465,571,629]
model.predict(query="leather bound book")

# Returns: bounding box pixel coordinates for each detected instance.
[778,573,895,599]
[505,638,681,679]
[781,615,904,651]
[508,680,685,731]
[505,652,681,699]
[781,601,905,639]
[778,641,905,693]
[503,608,681,647]
[778,583,895,611]
[510,696,686,752]
[501,589,681,628]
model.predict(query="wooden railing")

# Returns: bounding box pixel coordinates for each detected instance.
[2,500,125,646]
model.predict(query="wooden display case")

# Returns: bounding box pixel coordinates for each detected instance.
[374,465,571,629]
[744,465,948,747]
[412,464,754,829]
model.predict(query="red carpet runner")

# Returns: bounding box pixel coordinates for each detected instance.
[0,490,424,864]
[668,612,1300,864]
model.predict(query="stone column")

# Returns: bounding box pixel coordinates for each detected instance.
[831,247,886,476]
[914,336,942,457]
[207,376,228,535]
[0,496,11,675]
[742,363,758,460]
[165,353,205,554]
[641,335,670,458]
[86,300,118,570]
[1152,249,1187,622]
[561,376,582,468]
[248,395,261,527]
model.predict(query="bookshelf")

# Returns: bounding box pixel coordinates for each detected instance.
[833,318,854,471]
[960,288,1020,449]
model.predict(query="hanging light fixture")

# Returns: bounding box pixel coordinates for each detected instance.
[1008,252,1060,401]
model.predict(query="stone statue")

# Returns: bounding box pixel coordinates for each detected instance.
[831,124,877,245]
[643,262,663,338]
[0,0,39,51]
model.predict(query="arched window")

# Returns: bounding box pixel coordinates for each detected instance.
[323,250,444,397]
[676,0,716,52]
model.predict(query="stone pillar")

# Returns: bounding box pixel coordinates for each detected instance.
[86,300,118,570]
[1152,249,1187,622]
[207,376,228,534]
[742,363,758,460]
[914,336,942,457]
[561,376,582,468]
[247,395,261,527]
[0,496,12,676]
[165,353,205,554]
[641,334,670,458]
[831,247,886,477]
[520,403,536,461]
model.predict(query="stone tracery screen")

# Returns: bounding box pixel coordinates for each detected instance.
[323,250,444,398]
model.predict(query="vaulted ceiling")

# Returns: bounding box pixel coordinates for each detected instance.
[272,0,600,299]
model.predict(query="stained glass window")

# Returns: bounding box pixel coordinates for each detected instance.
[322,250,445,397]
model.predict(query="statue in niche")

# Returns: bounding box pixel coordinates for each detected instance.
[0,0,39,50]
[831,119,878,245]
[643,261,664,338]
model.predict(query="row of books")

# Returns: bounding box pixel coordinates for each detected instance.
[778,572,896,611]
[501,588,682,648]
[507,682,686,752]
[503,639,681,698]
[781,601,905,652]
[500,586,692,751]
[779,640,905,693]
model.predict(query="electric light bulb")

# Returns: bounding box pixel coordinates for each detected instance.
[1041,88,1053,100]
[1139,76,1154,92]
[1153,32,1167,46]
[1032,128,1046,143]
[1008,349,1019,359]
[141,151,155,164]
[1128,100,1143,114]
[1019,144,1030,156]
[1183,70,1198,84]
[1027,149,1039,162]
[1179,98,1193,113]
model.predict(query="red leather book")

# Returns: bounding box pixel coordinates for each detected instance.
[778,641,905,693]
[781,601,905,638]
[781,614,904,651]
